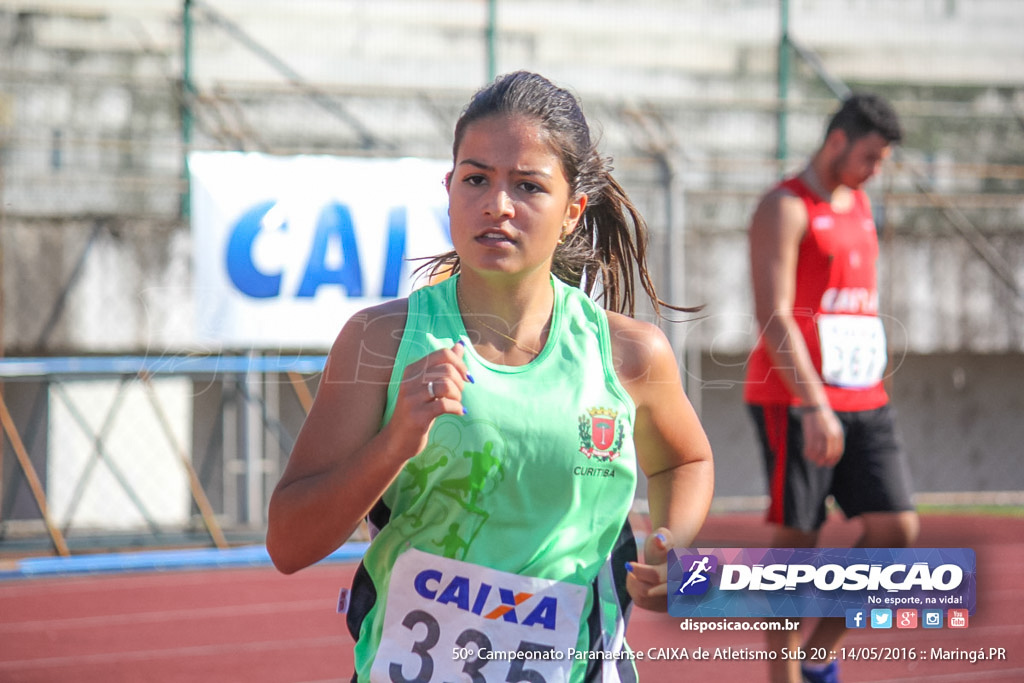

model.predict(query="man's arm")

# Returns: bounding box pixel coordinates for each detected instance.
[749,189,844,466]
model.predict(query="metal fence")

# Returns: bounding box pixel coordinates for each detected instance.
[0,355,324,555]
[2,1,1024,554]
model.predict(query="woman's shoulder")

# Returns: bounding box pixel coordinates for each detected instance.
[339,297,409,341]
[323,298,409,384]
[605,311,676,385]
[605,312,691,412]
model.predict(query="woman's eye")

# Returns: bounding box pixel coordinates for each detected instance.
[463,174,486,186]
[519,182,542,194]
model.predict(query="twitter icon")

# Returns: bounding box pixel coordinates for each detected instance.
[870,609,892,629]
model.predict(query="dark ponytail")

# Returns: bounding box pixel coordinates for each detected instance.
[422,70,698,318]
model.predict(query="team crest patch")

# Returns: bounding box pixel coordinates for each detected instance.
[578,407,626,462]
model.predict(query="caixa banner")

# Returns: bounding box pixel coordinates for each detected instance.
[190,152,452,349]
[668,548,975,618]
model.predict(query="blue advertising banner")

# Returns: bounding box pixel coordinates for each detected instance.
[190,152,452,349]
[668,548,976,618]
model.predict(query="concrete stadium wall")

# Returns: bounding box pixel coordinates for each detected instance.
[4,1,1022,355]
[697,351,1024,502]
[1,1,1022,511]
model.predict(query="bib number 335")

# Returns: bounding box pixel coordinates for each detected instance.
[371,549,587,683]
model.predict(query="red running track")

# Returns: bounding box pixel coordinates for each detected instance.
[2,513,1022,682]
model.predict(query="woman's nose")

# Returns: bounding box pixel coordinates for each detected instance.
[485,187,514,217]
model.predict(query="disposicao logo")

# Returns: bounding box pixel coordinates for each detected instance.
[668,548,976,619]
[675,555,718,596]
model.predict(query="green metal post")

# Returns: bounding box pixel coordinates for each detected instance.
[486,0,497,82]
[181,0,195,217]
[777,0,790,167]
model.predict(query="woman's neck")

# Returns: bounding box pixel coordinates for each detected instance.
[456,272,554,362]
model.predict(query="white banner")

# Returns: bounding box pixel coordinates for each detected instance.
[190,152,452,350]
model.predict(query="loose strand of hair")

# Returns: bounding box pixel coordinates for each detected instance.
[595,174,702,318]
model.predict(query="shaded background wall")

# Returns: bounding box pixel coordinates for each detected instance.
[1,1,1023,548]
[700,352,1024,503]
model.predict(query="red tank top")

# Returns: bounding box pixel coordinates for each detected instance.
[744,176,889,411]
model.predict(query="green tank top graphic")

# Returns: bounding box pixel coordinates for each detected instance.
[353,275,638,682]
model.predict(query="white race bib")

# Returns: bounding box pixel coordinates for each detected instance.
[372,548,587,683]
[817,314,887,388]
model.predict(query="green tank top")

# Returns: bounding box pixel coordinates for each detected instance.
[352,274,638,683]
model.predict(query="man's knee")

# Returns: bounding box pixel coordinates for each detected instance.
[859,511,919,547]
[771,525,820,548]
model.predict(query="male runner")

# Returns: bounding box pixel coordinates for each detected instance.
[744,93,919,683]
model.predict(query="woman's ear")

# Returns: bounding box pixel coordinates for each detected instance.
[563,193,588,235]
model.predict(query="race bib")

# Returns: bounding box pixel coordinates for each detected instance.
[372,548,588,683]
[817,314,887,388]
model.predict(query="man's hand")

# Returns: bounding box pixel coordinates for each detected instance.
[801,407,844,467]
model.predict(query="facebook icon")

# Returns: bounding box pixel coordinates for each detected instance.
[846,609,866,629]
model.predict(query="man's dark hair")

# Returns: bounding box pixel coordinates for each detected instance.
[825,93,902,144]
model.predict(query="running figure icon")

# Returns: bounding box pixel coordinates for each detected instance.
[679,556,712,593]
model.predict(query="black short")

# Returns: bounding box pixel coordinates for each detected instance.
[748,403,915,532]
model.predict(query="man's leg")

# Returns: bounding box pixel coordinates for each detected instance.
[799,511,919,678]
[856,510,919,548]
[835,406,918,551]
[767,526,819,683]
[750,404,837,681]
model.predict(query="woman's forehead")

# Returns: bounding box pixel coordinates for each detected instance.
[455,115,563,169]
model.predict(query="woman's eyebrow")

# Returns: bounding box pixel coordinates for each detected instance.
[456,158,554,181]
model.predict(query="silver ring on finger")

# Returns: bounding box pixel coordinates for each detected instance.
[427,380,437,400]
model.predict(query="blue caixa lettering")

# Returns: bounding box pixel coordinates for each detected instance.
[413,568,559,630]
[226,200,448,299]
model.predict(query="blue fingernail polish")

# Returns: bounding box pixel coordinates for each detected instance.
[457,339,466,346]
[467,373,475,384]
[624,561,634,573]
[462,406,468,415]
[655,533,667,544]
